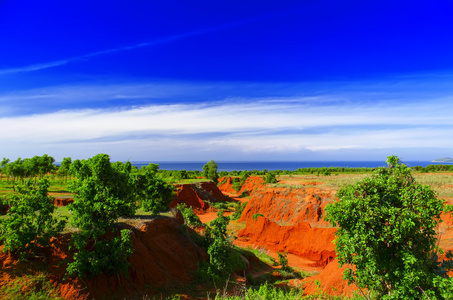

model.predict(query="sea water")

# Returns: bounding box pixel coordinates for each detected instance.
[130,161,446,172]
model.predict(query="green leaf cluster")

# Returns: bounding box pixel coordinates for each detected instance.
[134,165,174,213]
[325,155,453,299]
[176,203,202,227]
[67,154,136,278]
[205,210,231,274]
[203,160,219,184]
[0,178,66,260]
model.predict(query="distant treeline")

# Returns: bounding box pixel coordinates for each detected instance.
[2,155,452,185]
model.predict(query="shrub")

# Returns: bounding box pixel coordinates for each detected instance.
[205,210,230,274]
[203,160,219,183]
[0,178,66,259]
[134,167,174,214]
[277,252,291,272]
[264,172,277,184]
[67,154,136,278]
[325,155,453,299]
[176,203,202,227]
[231,201,248,220]
[232,178,242,192]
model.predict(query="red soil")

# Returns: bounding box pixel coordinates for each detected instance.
[53,197,74,207]
[0,215,208,300]
[170,181,227,213]
[237,216,336,267]
[238,186,335,227]
[302,259,359,297]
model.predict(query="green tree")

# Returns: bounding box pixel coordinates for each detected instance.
[264,172,277,184]
[134,165,174,213]
[0,157,10,181]
[205,210,230,274]
[67,154,135,278]
[57,157,72,182]
[325,155,453,299]
[203,160,219,183]
[176,203,202,227]
[0,178,66,259]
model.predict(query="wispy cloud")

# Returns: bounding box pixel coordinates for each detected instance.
[1,98,452,161]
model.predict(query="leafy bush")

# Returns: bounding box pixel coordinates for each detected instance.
[67,154,136,278]
[176,203,202,227]
[0,178,66,259]
[205,210,231,274]
[325,155,453,299]
[134,166,174,214]
[231,201,248,220]
[232,178,242,192]
[252,213,263,221]
[264,173,277,184]
[214,282,303,300]
[66,228,133,279]
[203,160,219,183]
[277,252,291,272]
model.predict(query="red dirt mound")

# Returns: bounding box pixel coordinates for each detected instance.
[302,259,358,297]
[238,187,335,227]
[53,197,74,207]
[237,216,336,267]
[170,181,227,213]
[0,216,208,300]
[218,176,266,197]
[217,177,237,195]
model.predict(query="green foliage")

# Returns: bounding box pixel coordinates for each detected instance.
[252,213,263,221]
[205,210,231,274]
[57,157,72,181]
[69,154,136,232]
[134,165,174,213]
[325,155,453,299]
[203,160,219,183]
[176,203,202,227]
[67,154,136,278]
[0,272,63,300]
[277,252,291,272]
[232,178,242,192]
[264,172,277,184]
[231,201,248,220]
[214,282,303,300]
[0,178,66,259]
[66,228,133,279]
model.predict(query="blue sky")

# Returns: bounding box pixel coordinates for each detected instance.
[1,0,453,162]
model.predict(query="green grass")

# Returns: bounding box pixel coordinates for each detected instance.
[0,268,62,300]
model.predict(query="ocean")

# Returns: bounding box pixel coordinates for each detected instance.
[130,161,448,172]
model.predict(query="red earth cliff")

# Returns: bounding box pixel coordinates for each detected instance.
[0,214,208,300]
[170,181,227,213]
[237,215,336,267]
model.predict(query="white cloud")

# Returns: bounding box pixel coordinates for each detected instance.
[1,97,453,161]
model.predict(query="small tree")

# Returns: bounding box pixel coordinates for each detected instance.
[0,178,66,259]
[203,160,219,184]
[264,172,277,184]
[325,156,453,299]
[205,210,230,274]
[57,157,72,182]
[134,166,174,214]
[67,154,135,278]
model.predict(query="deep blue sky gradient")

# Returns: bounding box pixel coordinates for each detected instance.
[1,0,453,161]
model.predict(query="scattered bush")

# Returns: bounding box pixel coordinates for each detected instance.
[176,203,202,227]
[264,173,277,184]
[0,178,66,259]
[231,201,248,220]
